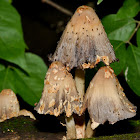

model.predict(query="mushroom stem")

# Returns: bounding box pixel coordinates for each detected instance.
[85,119,95,138]
[65,116,76,139]
[75,69,85,102]
[75,69,85,138]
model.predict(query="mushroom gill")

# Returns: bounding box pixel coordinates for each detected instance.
[0,89,20,122]
[49,6,116,70]
[35,61,81,117]
[83,66,136,125]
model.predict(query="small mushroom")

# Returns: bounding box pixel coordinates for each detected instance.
[0,89,20,122]
[35,61,81,117]
[49,5,117,70]
[19,109,36,120]
[83,66,136,127]
[35,61,82,139]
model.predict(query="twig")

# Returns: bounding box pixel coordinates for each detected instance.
[42,0,73,16]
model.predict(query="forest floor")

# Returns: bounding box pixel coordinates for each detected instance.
[0,116,140,140]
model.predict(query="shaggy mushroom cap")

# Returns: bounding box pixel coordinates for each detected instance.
[35,61,81,117]
[50,5,116,70]
[0,89,20,122]
[83,66,136,124]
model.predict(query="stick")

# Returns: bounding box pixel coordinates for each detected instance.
[42,0,73,16]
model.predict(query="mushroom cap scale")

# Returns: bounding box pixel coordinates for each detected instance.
[35,61,81,117]
[84,66,136,124]
[0,89,20,122]
[49,6,116,70]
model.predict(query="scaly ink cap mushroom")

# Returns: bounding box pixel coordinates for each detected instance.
[83,66,136,125]
[0,89,20,122]
[49,6,116,70]
[35,61,81,117]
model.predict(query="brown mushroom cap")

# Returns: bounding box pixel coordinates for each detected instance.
[49,6,116,70]
[83,66,136,124]
[0,89,20,122]
[35,61,81,117]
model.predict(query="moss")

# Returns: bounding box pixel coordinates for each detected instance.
[82,133,140,140]
[0,116,140,140]
[0,116,37,133]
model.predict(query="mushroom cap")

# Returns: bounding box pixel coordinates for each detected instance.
[19,109,36,120]
[49,5,116,70]
[34,61,81,117]
[83,66,136,124]
[0,89,20,122]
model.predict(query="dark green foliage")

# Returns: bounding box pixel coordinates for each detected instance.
[102,0,140,96]
[0,0,47,106]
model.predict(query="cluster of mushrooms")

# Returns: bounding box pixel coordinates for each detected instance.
[35,5,137,139]
[0,89,36,122]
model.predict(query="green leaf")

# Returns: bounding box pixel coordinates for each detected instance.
[97,0,103,5]
[0,53,48,106]
[24,53,47,79]
[102,14,136,42]
[137,28,140,47]
[0,67,17,92]
[0,63,5,71]
[117,0,140,19]
[110,41,126,75]
[2,0,12,3]
[129,120,140,127]
[124,45,140,96]
[0,0,28,71]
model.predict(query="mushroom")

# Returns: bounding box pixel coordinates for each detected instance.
[49,5,117,138]
[34,61,81,139]
[0,89,20,122]
[83,66,136,130]
[0,89,36,122]
[49,5,116,69]
[19,109,36,120]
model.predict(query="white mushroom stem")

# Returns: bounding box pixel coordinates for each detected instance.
[65,116,76,139]
[75,69,85,102]
[85,119,95,138]
[75,69,85,138]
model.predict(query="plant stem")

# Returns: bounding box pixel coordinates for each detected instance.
[42,0,72,16]
[126,21,140,45]
[75,69,85,138]
[65,116,76,139]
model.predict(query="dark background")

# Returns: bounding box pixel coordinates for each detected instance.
[12,0,123,65]
[11,0,140,136]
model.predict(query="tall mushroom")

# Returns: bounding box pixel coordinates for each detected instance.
[83,66,136,129]
[34,61,81,139]
[49,5,117,138]
[0,89,20,122]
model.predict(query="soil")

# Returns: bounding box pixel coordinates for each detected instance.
[0,116,65,140]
